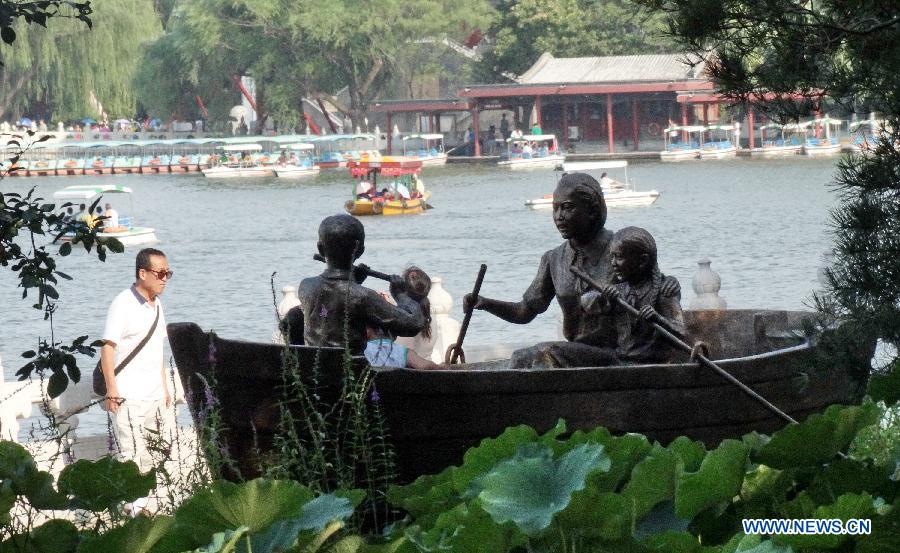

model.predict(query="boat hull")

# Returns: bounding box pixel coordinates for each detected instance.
[201,166,273,178]
[56,226,158,247]
[699,146,737,159]
[526,190,659,210]
[659,149,701,161]
[168,309,870,482]
[803,143,843,156]
[748,146,803,157]
[497,154,566,168]
[273,166,321,178]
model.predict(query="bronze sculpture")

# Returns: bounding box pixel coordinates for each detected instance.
[295,214,426,354]
[465,172,679,368]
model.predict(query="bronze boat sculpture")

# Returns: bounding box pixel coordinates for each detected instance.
[168,308,870,482]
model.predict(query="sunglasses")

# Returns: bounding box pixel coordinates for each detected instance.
[144,268,174,280]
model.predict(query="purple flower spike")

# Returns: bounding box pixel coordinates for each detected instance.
[319,305,329,318]
[370,385,380,403]
[207,341,218,364]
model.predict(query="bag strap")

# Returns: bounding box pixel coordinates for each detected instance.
[113,305,160,377]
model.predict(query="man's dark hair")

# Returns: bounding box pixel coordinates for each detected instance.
[318,214,365,268]
[135,247,166,279]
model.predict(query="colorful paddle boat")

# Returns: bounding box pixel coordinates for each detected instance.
[699,124,738,159]
[526,161,659,210]
[497,134,565,168]
[202,144,273,178]
[273,143,320,178]
[344,157,430,216]
[401,133,448,165]
[660,125,704,161]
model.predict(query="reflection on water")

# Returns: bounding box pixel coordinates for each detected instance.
[2,157,840,381]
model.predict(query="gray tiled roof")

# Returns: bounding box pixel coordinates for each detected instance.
[518,52,707,84]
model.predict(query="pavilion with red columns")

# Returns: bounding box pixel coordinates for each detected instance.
[369,53,772,156]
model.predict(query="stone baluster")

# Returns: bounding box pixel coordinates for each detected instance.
[396,276,462,363]
[0,357,34,442]
[273,285,302,344]
[689,258,727,310]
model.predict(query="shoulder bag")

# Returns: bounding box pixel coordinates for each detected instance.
[92,305,160,397]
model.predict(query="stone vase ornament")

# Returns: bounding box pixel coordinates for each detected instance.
[690,258,727,310]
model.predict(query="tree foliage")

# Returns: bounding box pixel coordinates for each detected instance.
[480,0,677,78]
[137,0,494,128]
[0,0,161,121]
[640,0,900,369]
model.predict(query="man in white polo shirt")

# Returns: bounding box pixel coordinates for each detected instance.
[100,247,174,516]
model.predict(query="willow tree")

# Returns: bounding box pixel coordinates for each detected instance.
[0,0,162,122]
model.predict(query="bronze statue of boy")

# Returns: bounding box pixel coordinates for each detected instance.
[295,214,425,354]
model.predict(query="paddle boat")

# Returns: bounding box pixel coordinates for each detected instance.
[273,143,320,178]
[699,124,738,159]
[23,143,57,176]
[202,144,274,178]
[57,145,88,176]
[168,308,872,482]
[525,161,659,210]
[344,157,430,216]
[111,142,143,174]
[52,184,158,246]
[401,133,448,165]
[802,117,843,156]
[497,134,566,168]
[82,143,116,176]
[141,141,172,174]
[847,114,891,153]
[748,122,804,157]
[660,125,705,161]
[313,133,378,169]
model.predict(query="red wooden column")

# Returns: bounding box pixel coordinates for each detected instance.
[386,112,392,154]
[747,109,755,150]
[434,113,441,132]
[606,93,615,153]
[472,104,481,157]
[703,103,709,126]
[534,96,543,130]
[631,97,640,151]
[562,101,570,150]
[580,101,589,140]
[681,103,689,142]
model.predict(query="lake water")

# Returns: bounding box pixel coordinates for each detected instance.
[2,157,841,425]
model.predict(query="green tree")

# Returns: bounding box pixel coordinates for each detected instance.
[138,0,494,129]
[639,1,900,365]
[480,0,677,78]
[0,0,162,122]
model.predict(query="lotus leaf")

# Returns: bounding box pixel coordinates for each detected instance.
[675,439,749,520]
[623,445,678,519]
[755,403,880,469]
[638,530,702,552]
[775,492,876,550]
[57,457,155,512]
[470,442,609,536]
[406,503,522,553]
[451,425,541,494]
[77,515,175,553]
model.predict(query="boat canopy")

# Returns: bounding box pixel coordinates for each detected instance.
[402,133,444,141]
[53,184,133,201]
[348,157,422,177]
[312,133,376,143]
[219,143,263,152]
[286,143,315,151]
[665,125,706,133]
[561,160,627,172]
[706,124,735,131]
[508,134,557,142]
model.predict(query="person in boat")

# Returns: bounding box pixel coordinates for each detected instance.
[368,268,445,370]
[104,203,120,230]
[580,226,686,364]
[356,179,376,199]
[295,214,426,355]
[464,172,679,369]
[61,207,75,224]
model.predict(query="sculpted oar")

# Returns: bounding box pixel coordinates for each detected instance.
[570,265,797,425]
[445,264,488,365]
